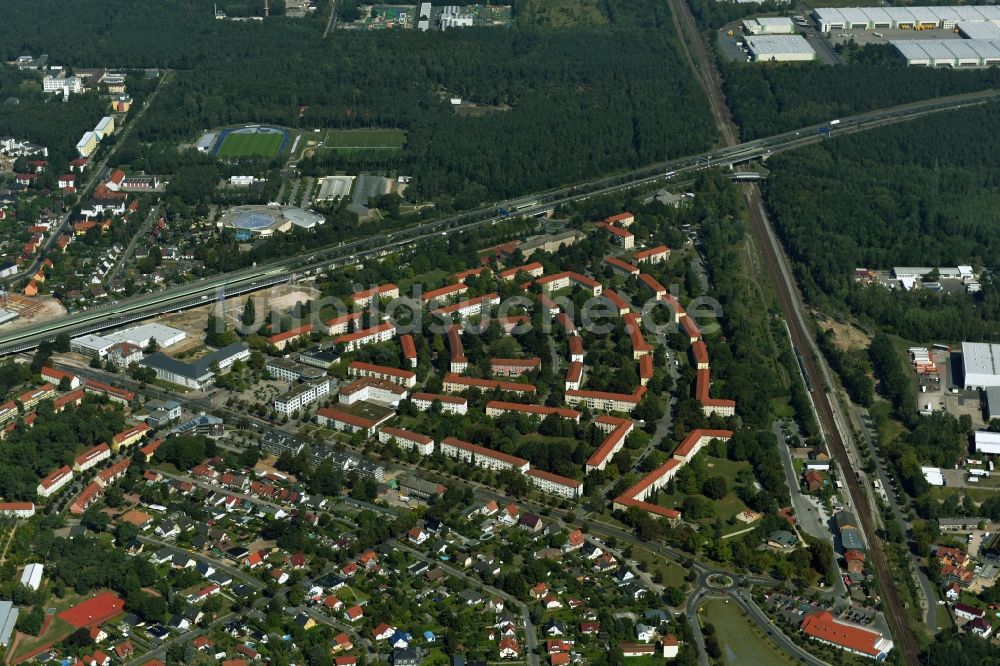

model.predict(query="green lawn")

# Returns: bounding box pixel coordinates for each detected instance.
[325,128,405,150]
[217,130,284,158]
[701,599,797,666]
[651,457,753,525]
[631,547,688,588]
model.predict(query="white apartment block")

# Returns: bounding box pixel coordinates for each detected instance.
[411,392,468,415]
[274,377,331,415]
[73,444,111,472]
[526,469,583,499]
[339,377,408,406]
[378,427,435,455]
[351,283,399,308]
[335,322,396,352]
[37,466,73,498]
[439,437,529,473]
[348,361,416,388]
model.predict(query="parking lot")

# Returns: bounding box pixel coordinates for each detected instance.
[826,25,965,47]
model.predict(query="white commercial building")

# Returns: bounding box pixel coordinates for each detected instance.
[813,5,1000,32]
[892,39,1000,67]
[963,342,1000,390]
[975,431,1000,455]
[20,563,43,591]
[274,377,331,415]
[43,75,82,94]
[742,17,796,34]
[746,35,817,61]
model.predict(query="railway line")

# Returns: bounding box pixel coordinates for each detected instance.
[661,0,923,659]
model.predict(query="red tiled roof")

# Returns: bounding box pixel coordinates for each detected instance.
[351,283,398,302]
[604,256,639,274]
[400,334,416,359]
[380,426,432,445]
[266,324,312,345]
[800,610,888,657]
[411,392,467,405]
[526,469,581,488]
[335,321,395,344]
[486,401,580,420]
[443,373,536,393]
[349,361,415,380]
[441,437,529,468]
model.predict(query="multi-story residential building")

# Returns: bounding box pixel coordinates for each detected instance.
[633,245,669,265]
[490,358,541,377]
[586,417,634,472]
[322,311,362,336]
[695,369,736,418]
[447,325,468,373]
[266,324,313,351]
[107,342,143,368]
[535,272,602,297]
[600,223,634,249]
[410,392,467,415]
[443,374,536,396]
[565,361,584,391]
[41,366,81,389]
[421,283,467,307]
[350,283,399,308]
[498,261,544,281]
[526,469,583,499]
[111,423,151,451]
[431,293,500,320]
[400,334,417,368]
[0,502,35,518]
[638,273,667,299]
[334,322,396,352]
[316,407,391,438]
[378,427,434,455]
[37,466,73,497]
[485,401,580,422]
[274,377,332,415]
[604,256,640,276]
[338,377,408,406]
[266,357,326,382]
[73,443,111,472]
[17,384,56,410]
[565,387,646,413]
[348,361,416,388]
[439,437,529,473]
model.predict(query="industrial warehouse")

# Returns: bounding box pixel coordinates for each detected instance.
[892,39,1000,67]
[813,5,1000,32]
[745,35,817,61]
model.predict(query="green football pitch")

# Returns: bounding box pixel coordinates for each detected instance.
[216,131,284,158]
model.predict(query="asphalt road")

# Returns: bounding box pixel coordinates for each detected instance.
[2,89,998,354]
[136,533,266,591]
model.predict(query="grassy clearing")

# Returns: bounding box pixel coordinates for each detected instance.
[701,599,797,666]
[217,131,284,158]
[325,128,405,150]
[651,456,753,525]
[516,0,608,27]
[631,546,688,588]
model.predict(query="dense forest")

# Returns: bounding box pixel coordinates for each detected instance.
[0,0,716,203]
[722,53,1000,140]
[764,103,1000,341]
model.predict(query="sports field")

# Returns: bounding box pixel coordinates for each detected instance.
[216,129,285,158]
[325,128,405,150]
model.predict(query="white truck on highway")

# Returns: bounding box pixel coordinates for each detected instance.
[829,119,841,126]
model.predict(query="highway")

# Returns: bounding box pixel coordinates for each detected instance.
[1,89,998,355]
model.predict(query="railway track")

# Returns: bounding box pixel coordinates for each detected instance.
[661,0,922,661]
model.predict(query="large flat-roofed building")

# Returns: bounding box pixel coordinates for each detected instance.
[139,343,250,390]
[274,377,332,415]
[814,5,1000,32]
[742,17,796,34]
[746,35,817,61]
[0,601,18,647]
[975,431,1000,455]
[892,39,1000,67]
[987,386,1000,421]
[963,342,1000,390]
